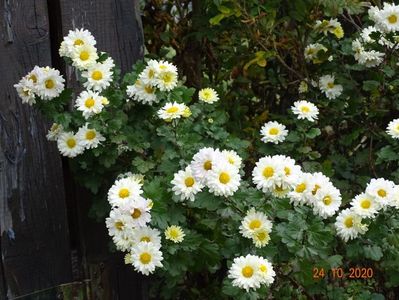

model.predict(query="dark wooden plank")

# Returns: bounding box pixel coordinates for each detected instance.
[0,0,72,298]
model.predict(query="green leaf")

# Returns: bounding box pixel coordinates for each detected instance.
[364,245,383,261]
[306,128,321,139]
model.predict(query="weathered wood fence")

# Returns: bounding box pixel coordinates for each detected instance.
[0,1,144,299]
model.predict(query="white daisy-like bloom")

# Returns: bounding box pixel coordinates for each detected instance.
[352,39,365,61]
[75,90,104,119]
[190,147,223,184]
[46,123,64,141]
[361,26,378,43]
[132,227,162,248]
[130,242,163,275]
[239,208,273,239]
[257,257,276,286]
[314,19,344,38]
[57,131,85,158]
[357,50,385,68]
[288,172,314,205]
[76,124,105,149]
[304,43,327,63]
[60,28,96,58]
[35,67,65,100]
[370,3,399,33]
[306,172,332,204]
[171,166,203,201]
[386,118,399,139]
[221,150,242,169]
[319,75,343,100]
[291,100,319,122]
[139,59,160,85]
[198,88,219,104]
[119,196,152,228]
[82,61,113,92]
[107,177,144,207]
[228,254,263,292]
[164,225,185,243]
[112,233,135,252]
[14,77,36,105]
[157,102,187,121]
[105,209,133,240]
[335,208,368,242]
[207,161,241,197]
[252,156,282,193]
[351,193,380,218]
[365,178,395,208]
[298,81,308,94]
[260,121,288,144]
[71,44,99,70]
[251,228,271,248]
[117,172,145,188]
[312,185,342,218]
[126,80,158,105]
[155,60,178,91]
[275,155,302,189]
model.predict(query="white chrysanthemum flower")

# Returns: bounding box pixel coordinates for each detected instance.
[75,90,104,119]
[117,172,145,187]
[106,209,133,240]
[304,43,327,63]
[60,28,96,58]
[112,233,135,252]
[260,121,288,144]
[228,254,263,292]
[291,100,319,122]
[107,177,144,207]
[312,185,342,218]
[352,39,365,61]
[119,196,152,228]
[335,208,368,242]
[190,147,223,184]
[306,172,332,204]
[157,102,187,121]
[298,81,308,94]
[132,227,162,248]
[155,61,178,91]
[221,150,242,169]
[14,77,36,105]
[314,19,344,38]
[239,208,272,239]
[288,172,314,205]
[386,118,399,139]
[171,166,203,201]
[391,185,399,209]
[126,80,158,105]
[370,3,399,33]
[77,124,105,149]
[72,44,98,70]
[319,75,343,100]
[361,26,378,43]
[251,228,271,248]
[35,67,65,100]
[351,193,380,218]
[365,178,395,208]
[257,257,276,286]
[207,161,241,197]
[130,242,163,275]
[46,123,64,141]
[165,225,185,243]
[199,88,219,104]
[139,59,159,85]
[357,50,384,67]
[252,156,282,193]
[57,132,85,158]
[82,61,113,91]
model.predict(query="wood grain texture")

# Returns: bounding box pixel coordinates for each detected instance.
[0,0,72,298]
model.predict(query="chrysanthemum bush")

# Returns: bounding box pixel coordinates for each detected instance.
[14,2,399,299]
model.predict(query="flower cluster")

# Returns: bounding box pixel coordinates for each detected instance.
[314,18,344,39]
[239,208,273,248]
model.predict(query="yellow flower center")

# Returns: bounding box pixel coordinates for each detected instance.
[85,97,95,108]
[115,221,124,230]
[344,217,353,228]
[228,157,235,164]
[323,196,332,206]
[161,72,173,83]
[242,266,254,278]
[85,130,96,140]
[300,106,310,113]
[388,14,398,24]
[29,74,37,83]
[327,82,335,89]
[203,91,211,99]
[219,172,231,184]
[203,160,212,171]
[74,39,84,46]
[377,189,387,197]
[118,188,130,198]
[148,69,155,78]
[263,166,274,178]
[296,183,306,193]
[45,79,55,89]
[169,229,179,239]
[184,177,195,187]
[66,138,76,148]
[256,231,268,241]
[395,124,399,132]
[91,70,103,81]
[312,184,320,195]
[275,185,284,192]
[131,208,142,219]
[139,252,152,264]
[140,236,151,242]
[166,106,179,114]
[284,167,291,175]
[80,51,90,61]
[269,127,279,135]
[144,85,154,94]
[249,219,261,230]
[361,199,371,209]
[259,264,267,273]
